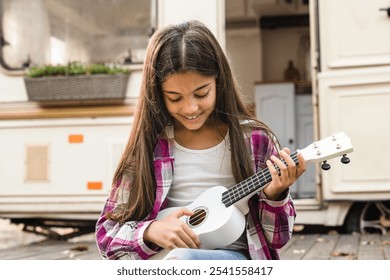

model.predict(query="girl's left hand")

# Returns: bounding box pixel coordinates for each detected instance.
[263,148,306,200]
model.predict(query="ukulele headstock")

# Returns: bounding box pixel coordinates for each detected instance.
[298,132,353,170]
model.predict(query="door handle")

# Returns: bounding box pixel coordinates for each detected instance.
[379,7,390,17]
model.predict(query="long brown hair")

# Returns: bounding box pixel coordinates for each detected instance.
[107,20,277,224]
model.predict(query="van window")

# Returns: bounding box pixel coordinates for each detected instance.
[0,0,152,71]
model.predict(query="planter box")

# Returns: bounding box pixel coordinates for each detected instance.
[24,74,129,102]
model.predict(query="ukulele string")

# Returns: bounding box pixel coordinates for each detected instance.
[188,152,299,225]
[188,174,272,225]
[221,152,298,206]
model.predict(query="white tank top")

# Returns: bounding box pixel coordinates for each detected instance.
[166,128,248,254]
[166,132,235,207]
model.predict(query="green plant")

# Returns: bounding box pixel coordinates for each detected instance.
[26,62,130,78]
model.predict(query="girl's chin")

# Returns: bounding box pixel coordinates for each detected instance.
[179,122,204,131]
[176,118,205,130]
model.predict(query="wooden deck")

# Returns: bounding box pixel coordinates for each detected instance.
[0,234,101,260]
[280,233,390,260]
[0,234,390,260]
[1,232,389,260]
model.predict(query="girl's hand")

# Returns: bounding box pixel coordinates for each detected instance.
[263,148,306,200]
[144,208,201,250]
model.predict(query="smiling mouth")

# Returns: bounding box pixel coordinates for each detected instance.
[184,115,200,120]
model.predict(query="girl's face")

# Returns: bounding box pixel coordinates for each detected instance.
[162,71,217,131]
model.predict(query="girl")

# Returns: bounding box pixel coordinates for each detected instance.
[95,20,306,260]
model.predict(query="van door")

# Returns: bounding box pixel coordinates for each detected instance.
[312,0,390,200]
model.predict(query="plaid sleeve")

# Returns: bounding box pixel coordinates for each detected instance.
[95,177,158,260]
[258,191,296,249]
[250,129,296,249]
[95,137,173,260]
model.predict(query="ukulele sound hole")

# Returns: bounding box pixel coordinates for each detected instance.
[188,207,208,227]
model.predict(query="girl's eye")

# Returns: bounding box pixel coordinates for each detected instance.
[169,98,181,103]
[195,91,209,99]
[166,91,209,103]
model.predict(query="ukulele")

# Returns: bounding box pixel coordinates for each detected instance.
[149,131,353,260]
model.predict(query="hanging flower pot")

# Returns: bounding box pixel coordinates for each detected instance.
[23,63,130,103]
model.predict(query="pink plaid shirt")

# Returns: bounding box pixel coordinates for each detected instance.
[95,127,296,260]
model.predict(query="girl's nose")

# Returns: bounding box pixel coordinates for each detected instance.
[183,98,198,114]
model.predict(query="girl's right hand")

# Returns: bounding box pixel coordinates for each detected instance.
[143,208,201,250]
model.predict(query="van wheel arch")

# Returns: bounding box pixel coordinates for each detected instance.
[342,201,390,234]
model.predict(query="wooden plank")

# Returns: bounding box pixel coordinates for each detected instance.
[65,242,101,260]
[381,233,390,260]
[302,234,338,260]
[280,234,319,260]
[330,234,359,260]
[0,239,100,260]
[22,243,76,260]
[75,250,102,260]
[0,240,70,260]
[358,234,384,260]
[22,241,99,260]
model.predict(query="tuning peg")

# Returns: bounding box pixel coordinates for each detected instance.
[341,154,350,164]
[321,161,331,171]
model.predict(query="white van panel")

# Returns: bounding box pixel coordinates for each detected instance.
[0,116,132,216]
[318,67,390,199]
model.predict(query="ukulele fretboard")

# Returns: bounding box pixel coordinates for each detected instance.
[221,151,299,207]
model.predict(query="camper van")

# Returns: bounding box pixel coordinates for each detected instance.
[0,0,389,237]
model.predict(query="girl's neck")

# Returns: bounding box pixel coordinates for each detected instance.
[173,120,228,150]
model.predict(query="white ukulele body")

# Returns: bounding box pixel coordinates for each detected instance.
[148,186,246,260]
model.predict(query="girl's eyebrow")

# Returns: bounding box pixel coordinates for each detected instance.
[163,82,211,95]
